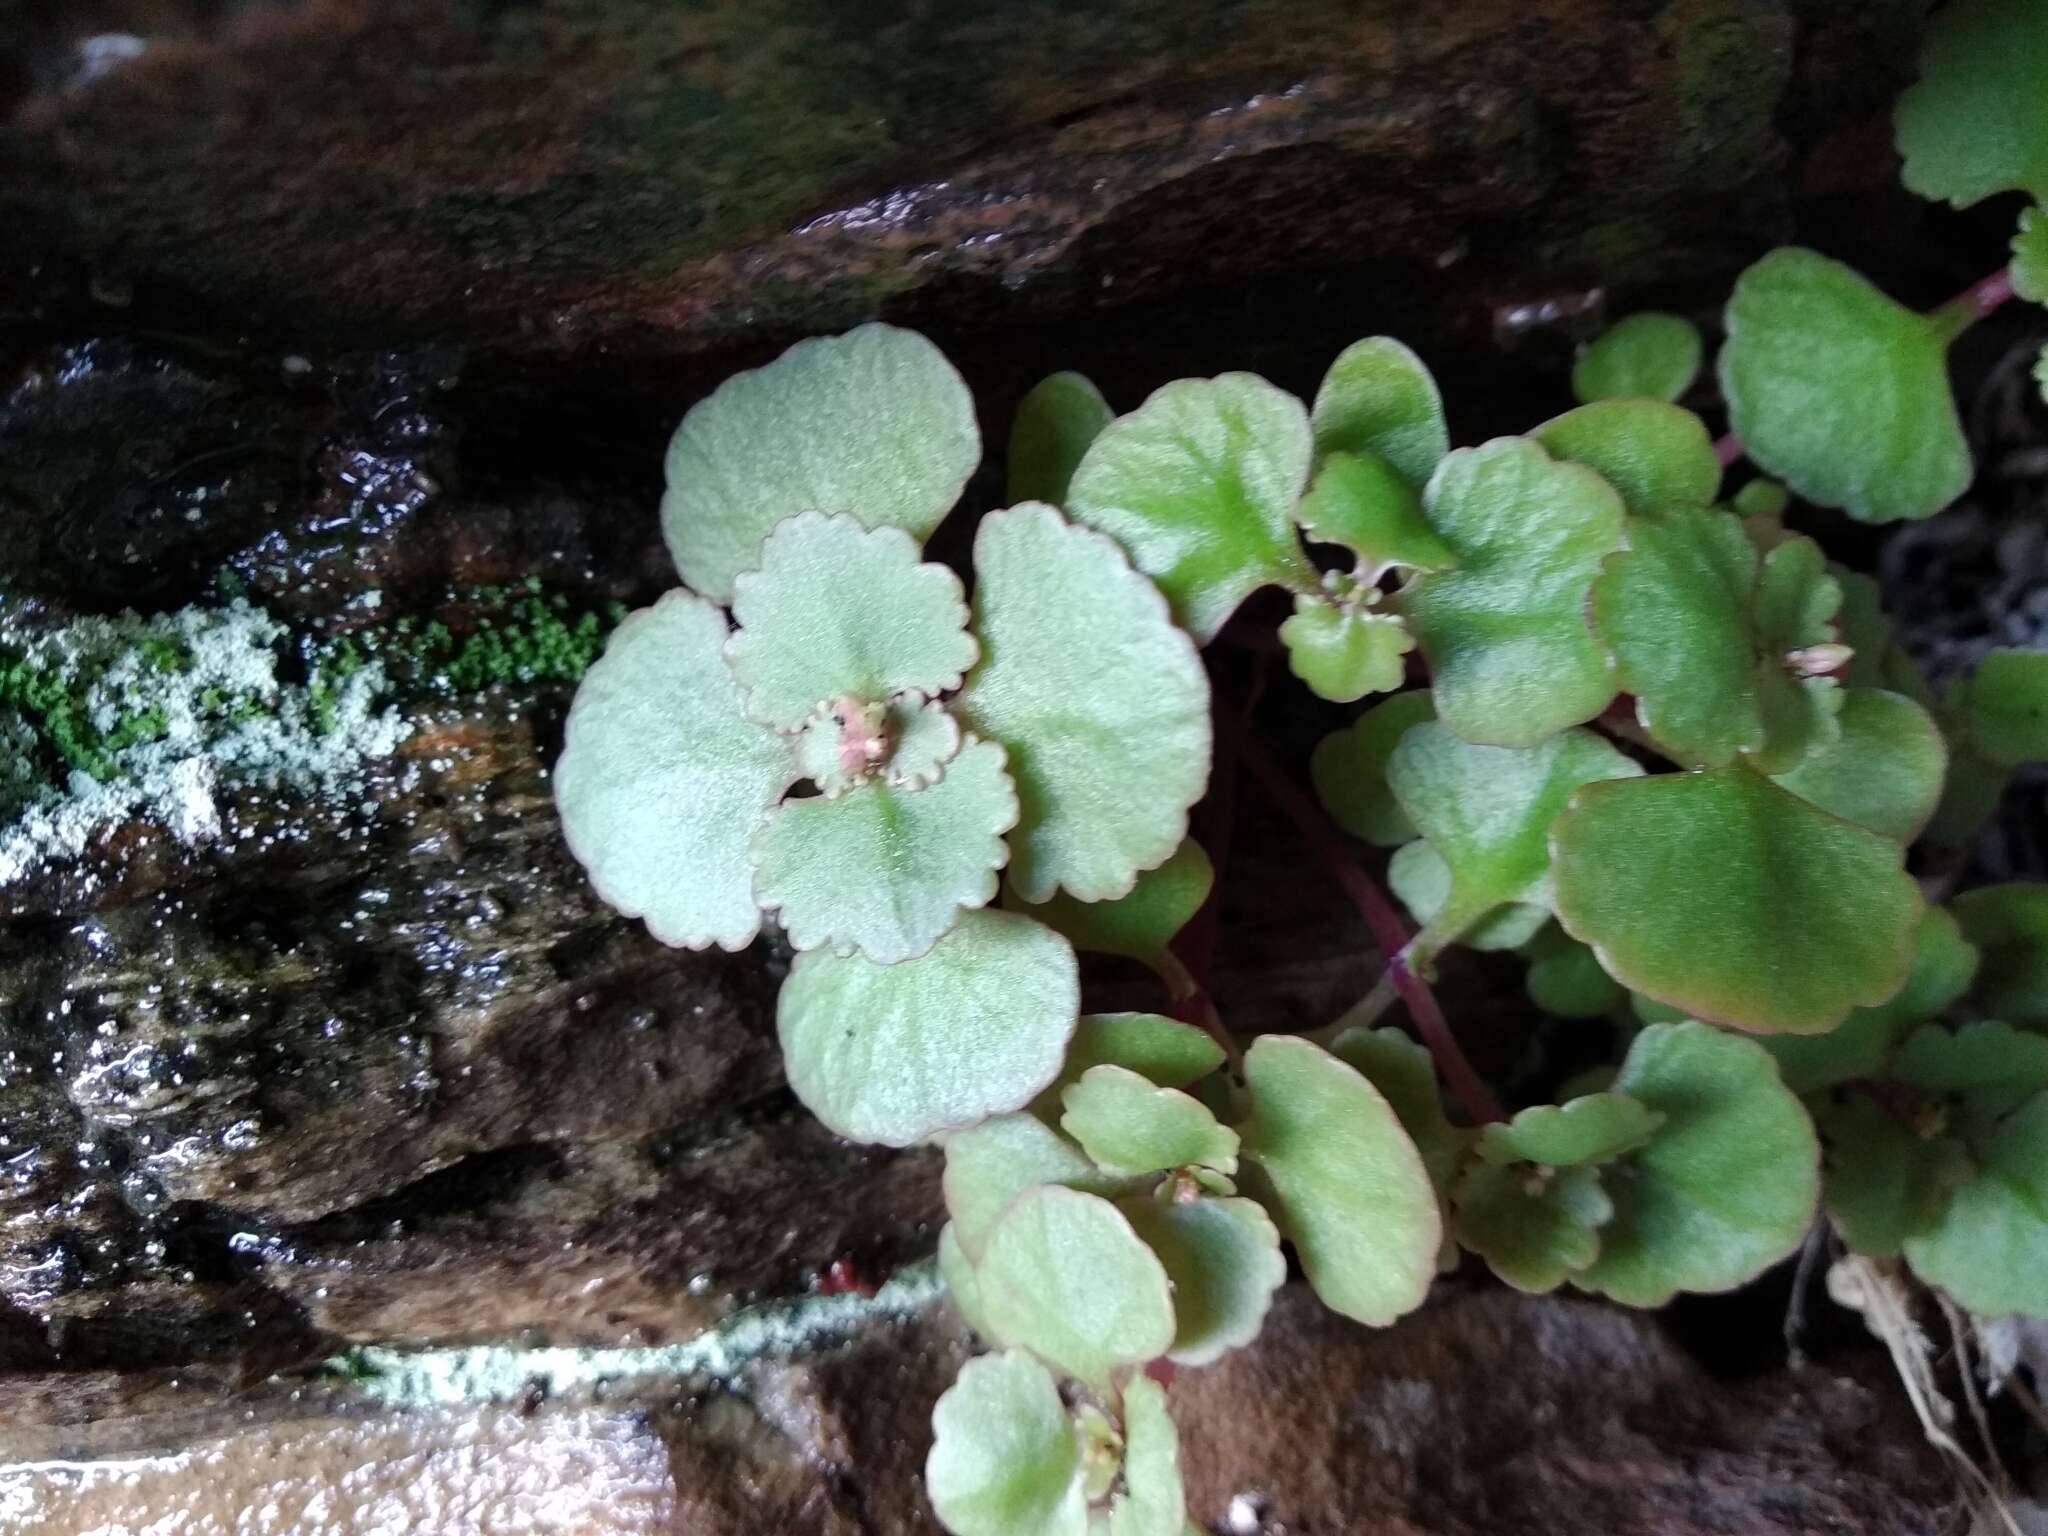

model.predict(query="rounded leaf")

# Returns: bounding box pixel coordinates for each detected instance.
[939,1222,999,1339]
[1066,375,1318,640]
[1061,1065,1238,1178]
[1953,883,2048,1028]
[726,513,978,729]
[555,592,796,950]
[755,736,1017,963]
[1010,372,1114,507]
[1105,1375,1186,1536]
[1573,1022,1820,1306]
[1571,313,1705,405]
[1310,337,1449,487]
[1119,1195,1285,1366]
[1397,437,1625,747]
[1294,451,1455,577]
[1309,691,1435,847]
[927,1351,1087,1536]
[1590,507,1841,771]
[1454,1163,1612,1294]
[1531,399,1720,519]
[1820,1099,1968,1260]
[1327,1026,1466,1195]
[944,1114,1126,1260]
[1387,721,1642,933]
[1236,1035,1440,1326]
[662,323,979,601]
[1957,647,2048,768]
[1524,930,1626,1020]
[1720,249,1969,523]
[1010,840,1213,979]
[1552,767,1922,1034]
[1894,0,2048,208]
[1904,1091,2048,1317]
[1031,1013,1226,1120]
[956,504,1210,903]
[1769,687,1947,843]
[778,908,1079,1146]
[976,1186,1177,1388]
[1478,1093,1663,1169]
[1279,599,1413,704]
[794,693,962,796]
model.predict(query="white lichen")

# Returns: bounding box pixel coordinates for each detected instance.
[0,600,411,885]
[334,1261,945,1409]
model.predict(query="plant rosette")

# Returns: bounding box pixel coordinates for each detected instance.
[554,324,1212,1147]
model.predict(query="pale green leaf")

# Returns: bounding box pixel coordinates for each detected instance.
[663,323,979,601]
[1327,1027,1466,1195]
[1731,479,1789,520]
[1387,720,1641,934]
[1523,929,1626,1020]
[1957,648,2048,768]
[754,736,1017,963]
[1573,1022,1820,1306]
[1477,1093,1664,1168]
[1720,249,1969,522]
[927,1350,1087,1536]
[1309,691,1435,847]
[1310,337,1449,487]
[1833,569,1933,704]
[958,505,1210,902]
[779,908,1078,1146]
[1571,313,1705,405]
[1762,906,1979,1095]
[1820,1098,1969,1259]
[1453,1163,1611,1294]
[1032,1013,1226,1119]
[1236,1035,1440,1326]
[1386,841,1547,951]
[1061,1066,1238,1177]
[940,1222,999,1339]
[1953,884,2048,1028]
[944,1113,1122,1260]
[1894,0,2048,207]
[1892,1020,2048,1104]
[1011,372,1114,506]
[1066,375,1318,640]
[556,592,796,950]
[1293,451,1455,576]
[2014,206,2048,304]
[1106,1375,1186,1536]
[1552,767,1922,1034]
[1279,599,1413,703]
[725,512,978,728]
[1397,437,1625,747]
[1769,687,1947,843]
[1011,841,1213,981]
[976,1186,1177,1388]
[1531,400,1720,519]
[1119,1195,1285,1366]
[1904,1091,2048,1316]
[1590,507,1842,771]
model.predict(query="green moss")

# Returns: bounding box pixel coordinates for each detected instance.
[0,638,188,782]
[329,580,625,700]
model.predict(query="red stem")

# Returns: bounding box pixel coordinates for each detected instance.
[1232,728,1503,1124]
[1170,693,1243,1070]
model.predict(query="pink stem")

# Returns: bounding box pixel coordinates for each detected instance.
[1233,729,1503,1124]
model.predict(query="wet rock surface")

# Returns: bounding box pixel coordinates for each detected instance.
[3,0,1924,365]
[0,1284,1956,1533]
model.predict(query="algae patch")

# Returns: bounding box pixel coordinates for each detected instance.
[329,1261,945,1409]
